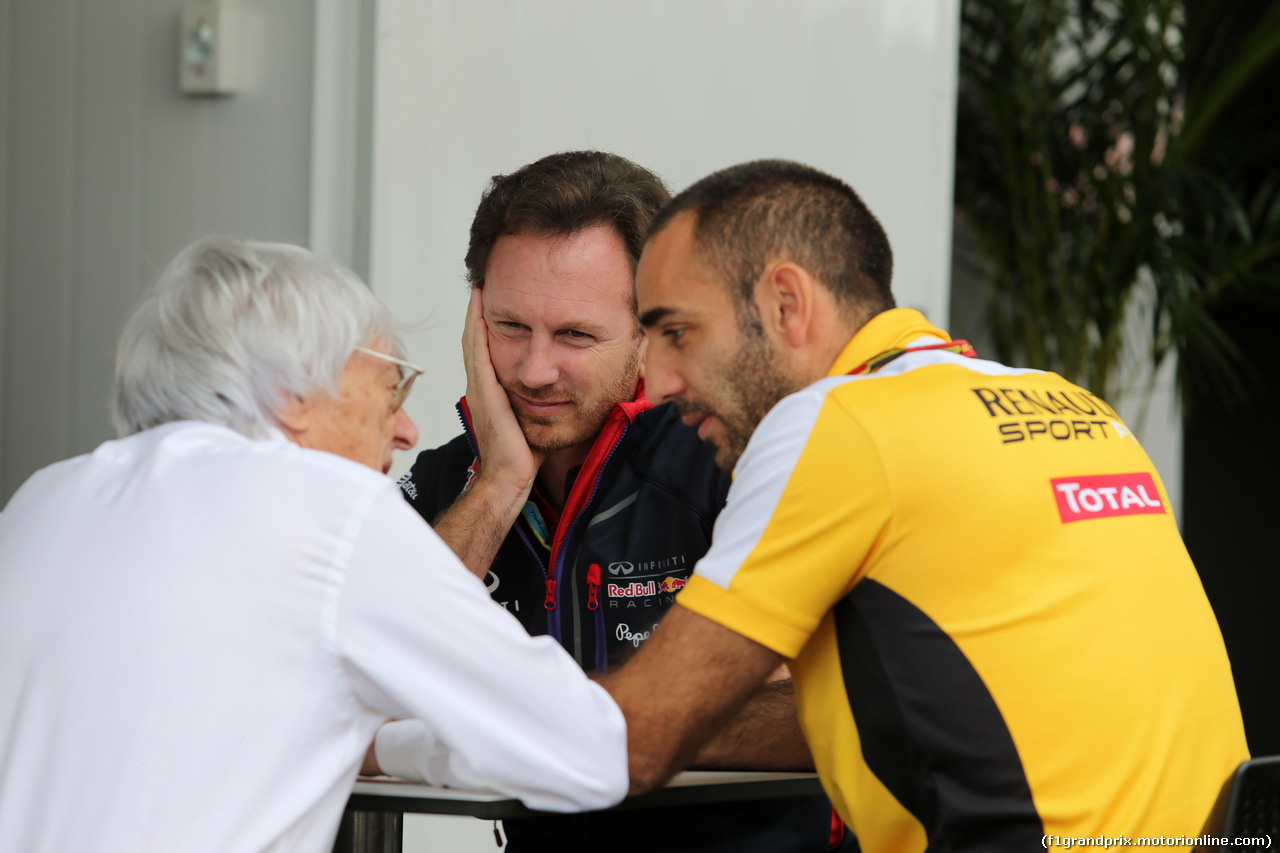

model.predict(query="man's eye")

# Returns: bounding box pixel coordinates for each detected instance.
[563,329,593,341]
[664,328,687,345]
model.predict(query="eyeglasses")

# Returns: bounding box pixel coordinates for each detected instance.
[354,346,424,410]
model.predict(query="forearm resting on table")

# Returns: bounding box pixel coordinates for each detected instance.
[361,740,382,776]
[690,674,814,772]
[361,718,409,777]
[598,604,792,794]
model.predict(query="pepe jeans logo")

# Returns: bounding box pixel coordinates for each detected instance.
[1051,473,1165,523]
[616,623,658,647]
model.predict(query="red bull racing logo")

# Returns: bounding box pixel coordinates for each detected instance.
[607,576,688,598]
[608,581,656,598]
[658,576,687,594]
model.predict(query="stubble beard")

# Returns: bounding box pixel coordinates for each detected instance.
[507,342,643,453]
[677,320,800,472]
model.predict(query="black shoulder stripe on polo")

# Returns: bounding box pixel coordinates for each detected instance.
[834,579,1044,851]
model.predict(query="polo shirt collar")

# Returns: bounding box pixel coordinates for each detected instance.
[827,307,952,377]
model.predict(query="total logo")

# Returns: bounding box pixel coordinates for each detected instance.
[1051,472,1166,523]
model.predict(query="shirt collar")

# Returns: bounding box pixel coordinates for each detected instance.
[827,308,953,377]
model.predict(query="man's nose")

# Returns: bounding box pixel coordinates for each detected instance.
[393,407,418,451]
[640,342,685,404]
[517,334,560,389]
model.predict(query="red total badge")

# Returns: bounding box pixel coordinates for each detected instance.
[1050,472,1167,523]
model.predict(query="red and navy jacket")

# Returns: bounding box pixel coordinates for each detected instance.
[398,392,731,671]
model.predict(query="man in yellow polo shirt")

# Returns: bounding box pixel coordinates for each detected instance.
[599,159,1248,851]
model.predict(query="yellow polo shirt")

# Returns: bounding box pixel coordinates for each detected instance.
[678,308,1247,852]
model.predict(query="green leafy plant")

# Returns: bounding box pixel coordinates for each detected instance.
[954,0,1280,412]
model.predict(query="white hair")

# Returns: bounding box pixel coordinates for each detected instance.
[112,236,397,438]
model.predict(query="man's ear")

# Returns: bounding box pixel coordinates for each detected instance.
[636,334,648,380]
[757,261,814,349]
[275,393,311,439]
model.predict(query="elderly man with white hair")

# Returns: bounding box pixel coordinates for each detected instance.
[0,237,628,853]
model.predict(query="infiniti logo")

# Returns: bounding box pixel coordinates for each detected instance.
[606,556,689,576]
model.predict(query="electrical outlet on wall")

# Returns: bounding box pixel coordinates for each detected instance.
[179,0,240,95]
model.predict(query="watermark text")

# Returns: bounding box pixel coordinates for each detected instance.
[1043,834,1271,849]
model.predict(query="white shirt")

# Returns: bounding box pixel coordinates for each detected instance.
[0,422,627,853]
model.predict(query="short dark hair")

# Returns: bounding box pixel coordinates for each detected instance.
[465,151,671,287]
[649,159,895,321]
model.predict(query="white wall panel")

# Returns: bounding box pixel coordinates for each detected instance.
[310,0,376,276]
[368,0,962,476]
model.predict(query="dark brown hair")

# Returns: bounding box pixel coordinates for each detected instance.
[649,159,895,321]
[465,151,671,287]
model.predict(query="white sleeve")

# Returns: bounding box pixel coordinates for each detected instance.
[334,486,628,813]
[372,719,453,785]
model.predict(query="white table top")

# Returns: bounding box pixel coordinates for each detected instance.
[347,770,824,818]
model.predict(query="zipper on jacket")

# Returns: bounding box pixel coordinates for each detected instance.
[587,563,601,610]
[554,433,627,670]
[460,392,646,660]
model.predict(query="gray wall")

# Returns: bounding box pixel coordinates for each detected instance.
[1,0,11,500]
[1,0,316,504]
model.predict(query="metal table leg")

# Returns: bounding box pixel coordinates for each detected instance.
[332,810,403,853]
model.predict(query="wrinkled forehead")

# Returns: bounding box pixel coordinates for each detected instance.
[484,226,638,325]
